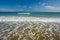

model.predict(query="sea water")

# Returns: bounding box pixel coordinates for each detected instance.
[0,12,60,40]
[0,12,60,17]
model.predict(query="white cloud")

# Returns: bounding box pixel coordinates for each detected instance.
[0,8,23,12]
[45,6,60,10]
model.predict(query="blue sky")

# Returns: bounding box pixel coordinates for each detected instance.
[0,0,60,12]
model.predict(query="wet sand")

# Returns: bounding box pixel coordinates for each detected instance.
[0,21,60,40]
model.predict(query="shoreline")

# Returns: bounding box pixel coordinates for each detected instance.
[0,16,60,22]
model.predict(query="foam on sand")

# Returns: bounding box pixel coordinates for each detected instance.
[0,16,60,40]
[0,21,60,40]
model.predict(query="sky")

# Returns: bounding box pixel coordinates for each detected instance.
[0,0,60,12]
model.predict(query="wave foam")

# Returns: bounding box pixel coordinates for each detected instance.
[0,16,60,22]
[0,21,60,40]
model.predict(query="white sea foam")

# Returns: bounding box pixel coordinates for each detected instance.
[0,16,60,40]
[0,21,60,40]
[18,13,30,15]
[0,16,60,22]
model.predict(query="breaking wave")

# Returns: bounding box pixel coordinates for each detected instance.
[0,16,60,22]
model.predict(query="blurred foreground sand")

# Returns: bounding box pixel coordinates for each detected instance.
[0,21,60,40]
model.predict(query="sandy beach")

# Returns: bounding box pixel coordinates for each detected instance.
[0,17,60,40]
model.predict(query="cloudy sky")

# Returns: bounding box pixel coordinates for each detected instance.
[0,0,60,12]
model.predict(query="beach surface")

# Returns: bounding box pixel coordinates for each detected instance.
[0,17,60,40]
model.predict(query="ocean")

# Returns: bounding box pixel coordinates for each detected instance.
[0,12,60,40]
[0,12,60,17]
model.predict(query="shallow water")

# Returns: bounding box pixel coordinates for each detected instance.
[0,12,60,40]
[0,21,60,40]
